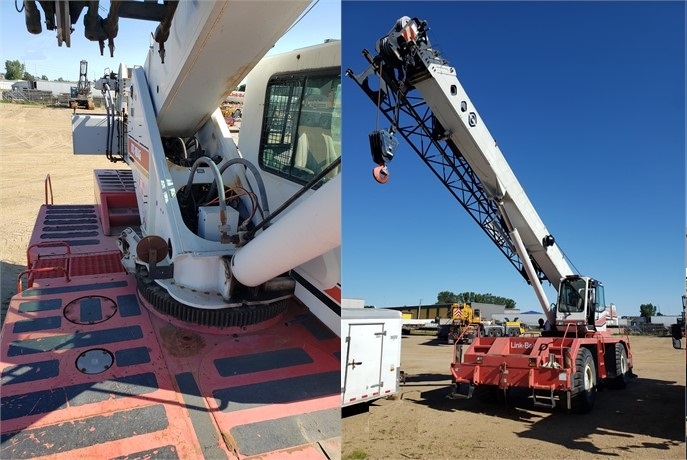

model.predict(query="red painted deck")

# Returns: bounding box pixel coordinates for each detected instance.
[1,194,340,458]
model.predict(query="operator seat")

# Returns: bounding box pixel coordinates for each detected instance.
[294,132,310,172]
[321,133,340,178]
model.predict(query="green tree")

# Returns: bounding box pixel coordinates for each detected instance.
[437,291,459,304]
[639,303,656,318]
[437,290,516,308]
[456,291,516,309]
[22,71,34,81]
[237,84,246,92]
[57,77,65,82]
[41,75,48,80]
[5,60,25,80]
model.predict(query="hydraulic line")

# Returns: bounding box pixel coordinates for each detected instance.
[183,157,228,238]
[107,89,115,160]
[104,83,112,160]
[185,136,200,156]
[204,157,271,224]
[247,156,340,239]
[176,137,187,160]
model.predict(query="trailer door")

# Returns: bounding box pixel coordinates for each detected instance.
[342,321,385,406]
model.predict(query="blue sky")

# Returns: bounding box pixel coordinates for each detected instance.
[0,0,340,82]
[342,1,686,317]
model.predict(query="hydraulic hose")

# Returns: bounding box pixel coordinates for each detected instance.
[176,137,187,160]
[103,83,111,160]
[205,158,271,223]
[184,157,228,232]
[247,156,340,239]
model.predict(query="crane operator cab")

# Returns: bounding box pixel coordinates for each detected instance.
[554,275,608,335]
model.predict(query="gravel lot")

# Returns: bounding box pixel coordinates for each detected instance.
[342,332,686,459]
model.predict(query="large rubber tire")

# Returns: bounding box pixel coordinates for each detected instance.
[507,328,518,337]
[605,343,630,389]
[475,384,500,403]
[495,328,503,337]
[487,328,496,337]
[571,347,596,413]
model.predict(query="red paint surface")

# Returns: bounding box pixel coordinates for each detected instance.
[1,189,340,458]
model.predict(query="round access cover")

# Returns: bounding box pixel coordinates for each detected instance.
[76,348,114,374]
[64,295,117,324]
[64,295,118,325]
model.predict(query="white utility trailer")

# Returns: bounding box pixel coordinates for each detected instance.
[341,308,403,407]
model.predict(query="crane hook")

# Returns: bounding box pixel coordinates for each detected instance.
[373,165,390,184]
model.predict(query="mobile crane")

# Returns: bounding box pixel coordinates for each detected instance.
[448,303,525,343]
[348,16,632,413]
[69,59,94,110]
[2,1,340,458]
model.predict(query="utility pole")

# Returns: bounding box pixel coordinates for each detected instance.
[417,298,422,320]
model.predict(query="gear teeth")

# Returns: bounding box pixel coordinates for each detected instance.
[135,270,288,328]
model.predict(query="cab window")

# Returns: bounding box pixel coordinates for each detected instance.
[259,69,341,186]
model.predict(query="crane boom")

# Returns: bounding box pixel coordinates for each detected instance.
[146,0,309,137]
[348,16,574,317]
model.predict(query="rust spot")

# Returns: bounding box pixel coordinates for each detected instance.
[221,431,240,458]
[159,324,206,357]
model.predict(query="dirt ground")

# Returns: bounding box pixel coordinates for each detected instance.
[342,332,686,459]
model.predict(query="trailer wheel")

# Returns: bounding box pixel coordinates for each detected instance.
[487,328,496,337]
[571,347,596,413]
[607,343,629,389]
[495,328,503,337]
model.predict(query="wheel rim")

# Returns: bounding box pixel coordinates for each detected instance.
[620,350,628,374]
[584,364,593,391]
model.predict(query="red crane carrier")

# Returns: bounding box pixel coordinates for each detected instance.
[348,16,633,413]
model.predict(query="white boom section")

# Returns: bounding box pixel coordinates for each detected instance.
[510,228,556,325]
[146,0,310,137]
[410,53,574,290]
[232,174,341,287]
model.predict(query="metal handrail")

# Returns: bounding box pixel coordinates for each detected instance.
[26,241,71,268]
[17,266,70,293]
[44,174,53,205]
